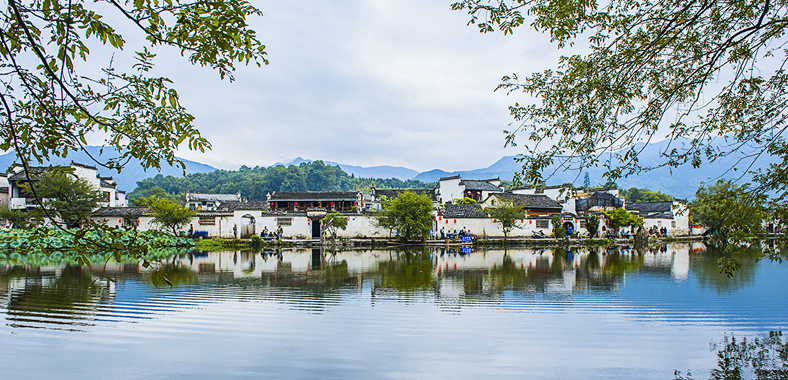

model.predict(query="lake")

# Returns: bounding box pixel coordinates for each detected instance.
[1,243,786,379]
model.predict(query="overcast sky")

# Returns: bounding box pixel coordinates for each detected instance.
[135,1,563,172]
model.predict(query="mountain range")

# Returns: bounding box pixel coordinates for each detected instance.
[0,147,217,192]
[2,139,773,200]
[278,139,776,200]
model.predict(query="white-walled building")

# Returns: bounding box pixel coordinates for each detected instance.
[185,192,242,211]
[626,200,690,236]
[7,161,127,210]
[436,175,504,204]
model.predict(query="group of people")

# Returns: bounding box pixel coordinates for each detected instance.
[648,225,669,237]
[438,227,471,240]
[260,226,284,239]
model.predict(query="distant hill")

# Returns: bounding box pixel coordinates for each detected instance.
[413,140,777,200]
[0,147,217,192]
[273,157,420,180]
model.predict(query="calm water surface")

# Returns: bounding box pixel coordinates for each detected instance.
[1,244,786,379]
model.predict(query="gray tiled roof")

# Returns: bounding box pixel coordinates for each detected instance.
[491,193,562,210]
[440,204,487,218]
[7,167,47,181]
[460,180,502,191]
[576,192,624,211]
[270,192,359,201]
[217,201,270,211]
[627,201,673,215]
[375,189,437,201]
[188,193,241,202]
[91,207,148,217]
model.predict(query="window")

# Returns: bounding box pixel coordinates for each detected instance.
[536,220,549,228]
[672,221,676,228]
[579,220,586,228]
[101,191,111,202]
[199,217,215,225]
[657,221,662,227]
[277,217,292,226]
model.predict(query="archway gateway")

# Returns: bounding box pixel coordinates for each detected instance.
[240,214,256,238]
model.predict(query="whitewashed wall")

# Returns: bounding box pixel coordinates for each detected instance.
[438,177,462,204]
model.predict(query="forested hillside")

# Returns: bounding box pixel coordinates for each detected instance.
[128,161,432,202]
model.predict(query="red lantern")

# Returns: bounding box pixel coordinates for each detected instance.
[529,220,532,224]
[494,219,497,222]
[353,201,357,206]
[270,202,274,207]
[438,216,442,220]
[445,220,449,224]
[294,201,298,206]
[119,219,122,223]
[197,220,200,225]
[454,219,457,224]
[330,201,334,205]
[136,218,140,224]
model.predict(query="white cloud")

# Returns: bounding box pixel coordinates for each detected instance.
[148,0,560,173]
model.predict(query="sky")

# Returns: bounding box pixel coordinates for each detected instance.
[122,1,564,173]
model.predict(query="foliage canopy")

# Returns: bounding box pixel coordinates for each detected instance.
[602,208,643,232]
[23,169,104,227]
[485,197,526,243]
[148,196,195,236]
[1,0,266,173]
[129,160,431,201]
[452,0,788,207]
[375,192,434,242]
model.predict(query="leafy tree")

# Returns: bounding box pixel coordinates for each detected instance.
[0,0,266,267]
[619,187,673,203]
[0,0,266,175]
[128,160,433,200]
[673,331,788,380]
[585,214,600,238]
[551,215,567,239]
[692,180,768,276]
[453,197,478,205]
[0,205,28,228]
[321,211,348,246]
[452,0,788,214]
[375,192,434,242]
[130,186,180,207]
[23,169,104,228]
[602,208,643,233]
[485,197,526,244]
[148,196,196,236]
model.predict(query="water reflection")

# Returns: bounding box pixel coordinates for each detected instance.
[0,242,725,323]
[1,243,786,380]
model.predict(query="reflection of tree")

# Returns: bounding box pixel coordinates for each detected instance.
[674,331,787,380]
[602,249,644,275]
[375,252,434,291]
[264,259,356,292]
[487,254,527,291]
[691,246,758,294]
[149,265,199,287]
[5,266,112,329]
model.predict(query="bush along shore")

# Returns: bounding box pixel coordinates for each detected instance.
[0,227,195,267]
